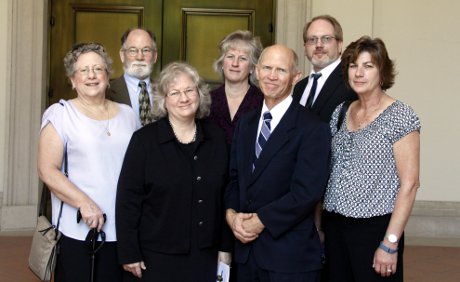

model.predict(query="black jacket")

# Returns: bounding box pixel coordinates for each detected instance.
[116,118,230,264]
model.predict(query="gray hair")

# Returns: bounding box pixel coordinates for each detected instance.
[63,42,113,78]
[152,62,211,120]
[213,30,263,85]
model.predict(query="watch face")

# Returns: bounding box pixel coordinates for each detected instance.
[388,234,398,243]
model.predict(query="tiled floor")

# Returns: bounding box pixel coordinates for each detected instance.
[1,235,459,281]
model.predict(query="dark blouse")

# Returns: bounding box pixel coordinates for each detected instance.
[208,84,263,145]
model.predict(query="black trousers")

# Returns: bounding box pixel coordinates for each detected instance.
[55,234,122,282]
[235,250,320,282]
[323,212,404,282]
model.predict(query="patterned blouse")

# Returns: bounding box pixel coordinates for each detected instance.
[323,100,421,218]
[208,84,263,145]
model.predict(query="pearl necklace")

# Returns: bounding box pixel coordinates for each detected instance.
[168,119,197,144]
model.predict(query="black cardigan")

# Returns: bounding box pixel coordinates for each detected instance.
[116,118,230,264]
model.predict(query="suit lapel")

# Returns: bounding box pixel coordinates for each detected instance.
[239,109,260,185]
[292,77,309,102]
[110,76,132,106]
[311,65,342,112]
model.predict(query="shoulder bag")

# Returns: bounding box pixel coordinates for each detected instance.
[28,147,67,281]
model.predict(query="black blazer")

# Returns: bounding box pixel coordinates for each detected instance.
[116,118,230,264]
[225,101,331,273]
[107,76,132,106]
[292,63,357,122]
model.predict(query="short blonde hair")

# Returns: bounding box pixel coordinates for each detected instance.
[152,62,211,120]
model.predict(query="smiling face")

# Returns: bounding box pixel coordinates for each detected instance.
[256,45,301,108]
[348,51,381,95]
[304,19,343,72]
[164,73,200,122]
[70,52,109,98]
[120,29,157,79]
[222,43,252,84]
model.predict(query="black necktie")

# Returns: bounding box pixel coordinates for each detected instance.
[138,81,152,126]
[305,73,322,108]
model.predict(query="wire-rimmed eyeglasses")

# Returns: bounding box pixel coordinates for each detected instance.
[76,65,106,77]
[124,47,155,57]
[305,35,336,45]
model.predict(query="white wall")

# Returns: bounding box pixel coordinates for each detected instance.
[309,0,460,202]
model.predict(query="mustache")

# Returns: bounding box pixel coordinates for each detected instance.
[131,62,148,67]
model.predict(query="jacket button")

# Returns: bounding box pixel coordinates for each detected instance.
[193,155,198,160]
[198,221,204,226]
[198,199,203,204]
[196,176,202,181]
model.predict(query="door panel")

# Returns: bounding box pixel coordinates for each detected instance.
[73,5,144,78]
[49,0,273,105]
[50,0,162,105]
[164,0,274,85]
[182,8,255,83]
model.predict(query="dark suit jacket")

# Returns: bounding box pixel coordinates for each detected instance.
[225,101,331,273]
[116,118,230,264]
[292,63,357,122]
[107,75,132,106]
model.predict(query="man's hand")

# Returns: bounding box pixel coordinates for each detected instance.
[241,213,264,235]
[226,209,259,243]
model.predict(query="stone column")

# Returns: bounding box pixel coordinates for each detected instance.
[0,0,48,232]
[275,0,311,75]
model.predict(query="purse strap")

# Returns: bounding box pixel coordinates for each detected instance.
[38,145,68,240]
[337,100,352,130]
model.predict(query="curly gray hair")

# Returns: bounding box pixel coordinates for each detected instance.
[63,42,113,78]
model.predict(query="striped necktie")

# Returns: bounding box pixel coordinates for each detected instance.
[138,81,153,126]
[254,111,272,170]
[305,73,322,108]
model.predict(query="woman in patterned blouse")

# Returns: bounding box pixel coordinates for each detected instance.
[208,30,264,146]
[323,36,421,282]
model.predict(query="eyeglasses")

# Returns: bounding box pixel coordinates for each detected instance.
[124,47,155,57]
[76,65,106,76]
[167,88,197,99]
[305,35,336,45]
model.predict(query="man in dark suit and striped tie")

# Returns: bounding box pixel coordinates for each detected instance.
[225,44,331,282]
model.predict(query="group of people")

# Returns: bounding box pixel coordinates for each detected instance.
[37,14,420,282]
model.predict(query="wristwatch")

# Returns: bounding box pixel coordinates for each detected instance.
[387,233,398,244]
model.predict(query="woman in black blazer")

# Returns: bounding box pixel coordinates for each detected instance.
[116,62,232,281]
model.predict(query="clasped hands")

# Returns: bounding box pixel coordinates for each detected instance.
[226,209,264,244]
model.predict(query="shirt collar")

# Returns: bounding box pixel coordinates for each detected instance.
[310,58,341,82]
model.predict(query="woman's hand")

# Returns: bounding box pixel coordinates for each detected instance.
[79,200,105,231]
[123,261,146,278]
[373,247,397,277]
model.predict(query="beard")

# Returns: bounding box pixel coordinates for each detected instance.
[124,60,153,79]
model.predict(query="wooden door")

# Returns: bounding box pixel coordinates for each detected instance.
[49,0,274,105]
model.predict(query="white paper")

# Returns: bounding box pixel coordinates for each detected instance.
[216,261,230,282]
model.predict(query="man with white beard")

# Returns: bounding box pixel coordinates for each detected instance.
[108,28,157,126]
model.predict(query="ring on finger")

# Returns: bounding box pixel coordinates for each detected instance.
[387,269,392,272]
